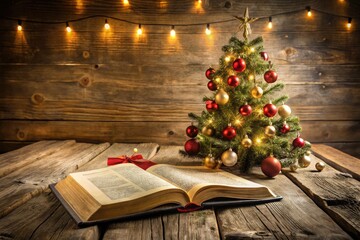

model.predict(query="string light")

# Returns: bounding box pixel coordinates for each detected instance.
[347,17,352,29]
[137,24,142,35]
[248,74,254,81]
[66,22,71,32]
[268,17,273,29]
[17,20,22,31]
[224,56,231,62]
[104,19,110,30]
[170,25,176,37]
[205,23,211,35]
[123,0,129,5]
[306,6,312,17]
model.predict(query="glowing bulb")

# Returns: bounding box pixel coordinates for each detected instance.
[214,77,221,83]
[66,22,71,33]
[17,20,22,31]
[250,47,255,52]
[198,0,202,3]
[268,17,273,29]
[208,119,213,124]
[347,17,352,29]
[104,19,110,30]
[137,24,142,35]
[255,138,262,144]
[205,24,211,35]
[123,0,129,5]
[306,7,312,17]
[248,74,254,81]
[170,26,176,37]
[133,148,138,153]
[225,56,231,62]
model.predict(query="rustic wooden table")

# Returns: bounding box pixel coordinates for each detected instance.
[0,141,359,239]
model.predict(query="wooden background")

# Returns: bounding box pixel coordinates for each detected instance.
[0,0,359,157]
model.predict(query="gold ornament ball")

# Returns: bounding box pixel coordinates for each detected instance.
[204,155,217,169]
[202,126,215,136]
[265,125,276,137]
[251,86,263,99]
[221,148,238,167]
[315,161,326,172]
[215,89,229,105]
[305,150,311,156]
[278,104,292,118]
[298,155,311,168]
[289,164,298,172]
[241,136,252,148]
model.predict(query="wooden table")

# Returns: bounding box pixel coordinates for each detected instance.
[0,141,359,239]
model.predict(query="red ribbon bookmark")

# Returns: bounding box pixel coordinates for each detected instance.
[107,154,156,170]
[177,202,203,213]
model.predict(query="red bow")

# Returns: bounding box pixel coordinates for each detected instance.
[107,154,156,170]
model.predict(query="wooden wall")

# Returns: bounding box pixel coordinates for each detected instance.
[0,0,359,157]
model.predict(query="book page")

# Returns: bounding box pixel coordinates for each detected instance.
[70,163,179,204]
[147,165,271,199]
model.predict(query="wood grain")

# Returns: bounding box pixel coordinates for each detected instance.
[0,142,110,218]
[312,144,360,181]
[282,154,360,239]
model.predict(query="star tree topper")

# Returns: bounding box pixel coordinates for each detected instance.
[235,8,258,40]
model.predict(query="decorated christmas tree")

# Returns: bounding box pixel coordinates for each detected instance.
[183,9,311,177]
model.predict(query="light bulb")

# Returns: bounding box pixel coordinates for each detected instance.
[250,47,255,52]
[17,20,22,31]
[205,24,211,35]
[306,7,312,17]
[347,17,352,29]
[123,0,129,5]
[248,74,254,81]
[170,26,176,37]
[137,24,142,35]
[104,19,110,30]
[224,56,231,62]
[268,17,273,29]
[66,22,71,33]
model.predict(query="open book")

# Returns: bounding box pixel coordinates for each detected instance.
[51,164,281,226]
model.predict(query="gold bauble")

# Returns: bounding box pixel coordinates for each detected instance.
[265,125,276,137]
[315,161,326,172]
[251,86,263,99]
[298,155,311,168]
[305,150,311,156]
[215,89,229,105]
[241,135,252,148]
[221,148,238,167]
[202,126,215,136]
[278,104,292,118]
[204,154,217,169]
[289,164,298,172]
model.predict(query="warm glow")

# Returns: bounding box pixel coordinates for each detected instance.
[233,117,244,127]
[214,77,221,83]
[207,119,213,124]
[248,74,254,81]
[225,56,231,62]
[347,18,352,29]
[104,19,110,30]
[17,25,22,31]
[307,11,312,17]
[133,148,138,153]
[66,22,72,33]
[198,0,202,3]
[268,17,272,29]
[250,47,255,52]
[255,138,262,144]
[123,0,129,5]
[170,26,176,37]
[205,24,211,35]
[137,24,142,35]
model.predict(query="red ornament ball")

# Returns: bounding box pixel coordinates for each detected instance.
[186,125,198,138]
[293,136,305,148]
[207,81,217,91]
[222,126,236,140]
[232,58,246,72]
[227,75,240,87]
[206,100,219,113]
[260,52,269,61]
[280,123,290,134]
[239,104,252,116]
[261,156,282,178]
[263,103,277,117]
[264,70,278,83]
[184,139,200,155]
[205,68,216,80]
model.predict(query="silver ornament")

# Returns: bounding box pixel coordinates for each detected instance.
[221,148,238,167]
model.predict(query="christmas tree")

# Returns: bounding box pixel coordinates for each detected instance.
[183,9,311,176]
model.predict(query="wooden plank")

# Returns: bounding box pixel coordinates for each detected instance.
[326,142,360,159]
[312,144,360,180]
[216,166,351,239]
[0,141,33,154]
[282,155,360,239]
[0,141,110,218]
[0,143,159,239]
[0,120,358,145]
